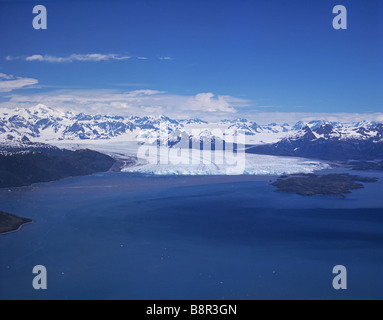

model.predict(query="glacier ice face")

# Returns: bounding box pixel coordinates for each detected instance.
[122,150,329,176]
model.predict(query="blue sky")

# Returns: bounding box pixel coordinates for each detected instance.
[0,0,382,122]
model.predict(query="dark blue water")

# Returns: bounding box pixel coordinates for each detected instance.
[0,172,383,300]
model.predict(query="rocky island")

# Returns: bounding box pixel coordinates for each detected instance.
[272,173,378,198]
[0,211,33,235]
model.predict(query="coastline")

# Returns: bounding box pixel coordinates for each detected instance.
[0,220,33,236]
[0,210,33,235]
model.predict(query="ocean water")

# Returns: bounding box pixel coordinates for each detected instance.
[0,171,383,300]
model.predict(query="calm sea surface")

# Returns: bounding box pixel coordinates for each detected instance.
[1,171,383,300]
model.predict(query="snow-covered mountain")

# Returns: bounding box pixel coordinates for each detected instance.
[247,123,383,160]
[1,105,382,176]
[0,105,382,148]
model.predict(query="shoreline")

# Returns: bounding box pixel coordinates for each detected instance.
[0,220,34,236]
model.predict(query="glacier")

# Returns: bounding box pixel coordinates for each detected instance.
[122,150,330,176]
[49,140,330,176]
[3,104,382,175]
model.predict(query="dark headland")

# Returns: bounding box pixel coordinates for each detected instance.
[0,142,118,234]
[272,173,378,198]
[0,211,33,235]
[0,149,116,188]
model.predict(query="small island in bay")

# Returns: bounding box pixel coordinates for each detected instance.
[272,174,378,198]
[0,211,33,235]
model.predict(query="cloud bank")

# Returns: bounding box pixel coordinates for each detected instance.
[240,111,383,125]
[1,88,381,124]
[0,73,38,92]
[1,89,249,119]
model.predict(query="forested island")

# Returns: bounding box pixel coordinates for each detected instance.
[272,173,378,198]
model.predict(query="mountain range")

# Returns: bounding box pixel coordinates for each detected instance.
[247,123,383,160]
[0,104,382,186]
[1,105,382,150]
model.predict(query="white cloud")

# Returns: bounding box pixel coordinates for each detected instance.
[1,89,249,118]
[25,55,44,62]
[6,54,175,63]
[0,73,14,80]
[241,111,383,125]
[23,53,132,63]
[375,114,383,122]
[1,85,381,123]
[189,92,237,113]
[0,73,38,92]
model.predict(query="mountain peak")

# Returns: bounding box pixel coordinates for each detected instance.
[314,124,334,135]
[28,104,52,114]
[292,121,308,131]
[27,104,67,118]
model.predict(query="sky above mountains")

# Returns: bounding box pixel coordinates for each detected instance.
[0,0,382,122]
